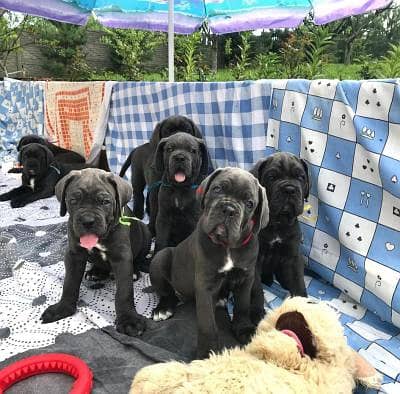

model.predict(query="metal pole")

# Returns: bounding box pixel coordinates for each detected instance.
[168,0,174,82]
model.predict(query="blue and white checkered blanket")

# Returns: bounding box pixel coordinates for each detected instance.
[106,79,400,391]
[106,81,271,175]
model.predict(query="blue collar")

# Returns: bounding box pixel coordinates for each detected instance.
[49,165,61,175]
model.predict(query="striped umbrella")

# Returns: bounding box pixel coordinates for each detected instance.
[0,0,392,80]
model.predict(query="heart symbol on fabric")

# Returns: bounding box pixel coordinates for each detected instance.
[385,242,395,251]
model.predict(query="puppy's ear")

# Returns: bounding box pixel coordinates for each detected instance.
[197,139,209,177]
[39,145,54,168]
[300,158,311,200]
[55,170,81,216]
[187,118,203,139]
[150,120,164,146]
[196,168,224,209]
[154,138,168,173]
[106,172,133,219]
[250,157,270,181]
[18,144,28,163]
[253,181,270,234]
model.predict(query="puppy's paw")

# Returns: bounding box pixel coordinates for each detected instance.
[232,319,256,345]
[40,302,76,323]
[11,199,27,208]
[0,194,10,202]
[152,307,174,322]
[116,314,146,336]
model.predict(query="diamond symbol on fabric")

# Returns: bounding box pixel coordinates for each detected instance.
[392,175,398,183]
[385,242,395,251]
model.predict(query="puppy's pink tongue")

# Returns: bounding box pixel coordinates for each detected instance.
[174,172,186,183]
[80,234,99,250]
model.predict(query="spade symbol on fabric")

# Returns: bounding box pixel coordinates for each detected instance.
[335,152,341,159]
[286,136,292,143]
[391,175,398,183]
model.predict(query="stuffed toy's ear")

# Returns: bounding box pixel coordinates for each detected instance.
[55,170,81,216]
[352,350,382,389]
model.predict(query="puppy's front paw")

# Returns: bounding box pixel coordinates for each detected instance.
[0,194,10,202]
[232,319,256,345]
[40,302,76,323]
[250,307,266,326]
[11,199,27,208]
[116,313,146,336]
[152,306,174,322]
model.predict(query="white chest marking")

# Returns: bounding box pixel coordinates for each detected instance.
[269,236,282,246]
[174,197,179,208]
[94,243,107,261]
[29,178,35,190]
[219,250,234,273]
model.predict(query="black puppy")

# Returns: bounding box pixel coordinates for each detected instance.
[0,143,86,208]
[154,132,209,252]
[119,115,204,235]
[41,168,151,336]
[250,152,310,297]
[150,167,269,358]
[8,135,85,173]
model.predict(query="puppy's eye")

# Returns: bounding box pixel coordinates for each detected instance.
[101,199,111,205]
[166,147,173,153]
[70,199,78,205]
[191,148,197,154]
[246,200,254,209]
[213,185,222,193]
[297,174,305,181]
[267,174,276,182]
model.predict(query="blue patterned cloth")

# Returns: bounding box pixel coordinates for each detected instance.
[106,81,271,176]
[0,78,44,162]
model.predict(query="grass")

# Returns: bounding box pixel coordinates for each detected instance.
[88,63,365,82]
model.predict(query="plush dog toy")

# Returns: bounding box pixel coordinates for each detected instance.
[130,297,382,394]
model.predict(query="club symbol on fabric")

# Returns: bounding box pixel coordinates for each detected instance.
[393,206,400,217]
[375,274,382,287]
[385,242,395,251]
[391,175,398,184]
[322,243,329,255]
[312,107,323,121]
[361,126,375,140]
[360,191,371,207]
[290,101,296,112]
[347,258,358,272]
[304,140,315,153]
[327,183,336,192]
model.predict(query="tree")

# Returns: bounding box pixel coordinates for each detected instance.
[101,28,165,80]
[35,20,89,80]
[0,11,31,76]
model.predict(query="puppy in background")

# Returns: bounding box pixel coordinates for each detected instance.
[150,167,269,358]
[119,115,205,235]
[0,143,86,208]
[8,134,85,173]
[153,132,209,252]
[41,168,151,336]
[251,152,310,297]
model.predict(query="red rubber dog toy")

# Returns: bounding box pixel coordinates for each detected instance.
[0,353,93,394]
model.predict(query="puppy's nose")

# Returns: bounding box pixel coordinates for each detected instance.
[174,155,185,162]
[283,185,296,195]
[81,215,96,228]
[222,204,236,217]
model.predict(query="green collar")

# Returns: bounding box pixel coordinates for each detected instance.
[119,209,141,226]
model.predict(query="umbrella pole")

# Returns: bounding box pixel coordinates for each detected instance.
[168,0,174,82]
